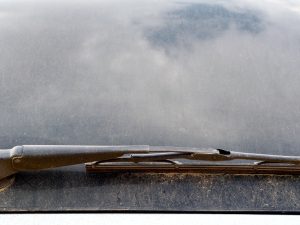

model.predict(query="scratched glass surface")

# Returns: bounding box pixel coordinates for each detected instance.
[0,0,300,156]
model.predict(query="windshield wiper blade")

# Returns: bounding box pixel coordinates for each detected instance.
[86,163,300,175]
[1,145,300,190]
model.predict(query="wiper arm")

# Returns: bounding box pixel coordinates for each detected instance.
[1,145,300,190]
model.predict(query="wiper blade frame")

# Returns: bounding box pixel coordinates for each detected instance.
[1,145,300,190]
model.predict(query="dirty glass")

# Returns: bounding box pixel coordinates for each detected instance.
[1,0,300,212]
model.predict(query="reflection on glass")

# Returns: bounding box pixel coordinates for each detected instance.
[146,3,264,48]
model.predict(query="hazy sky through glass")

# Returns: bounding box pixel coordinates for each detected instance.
[0,0,300,155]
